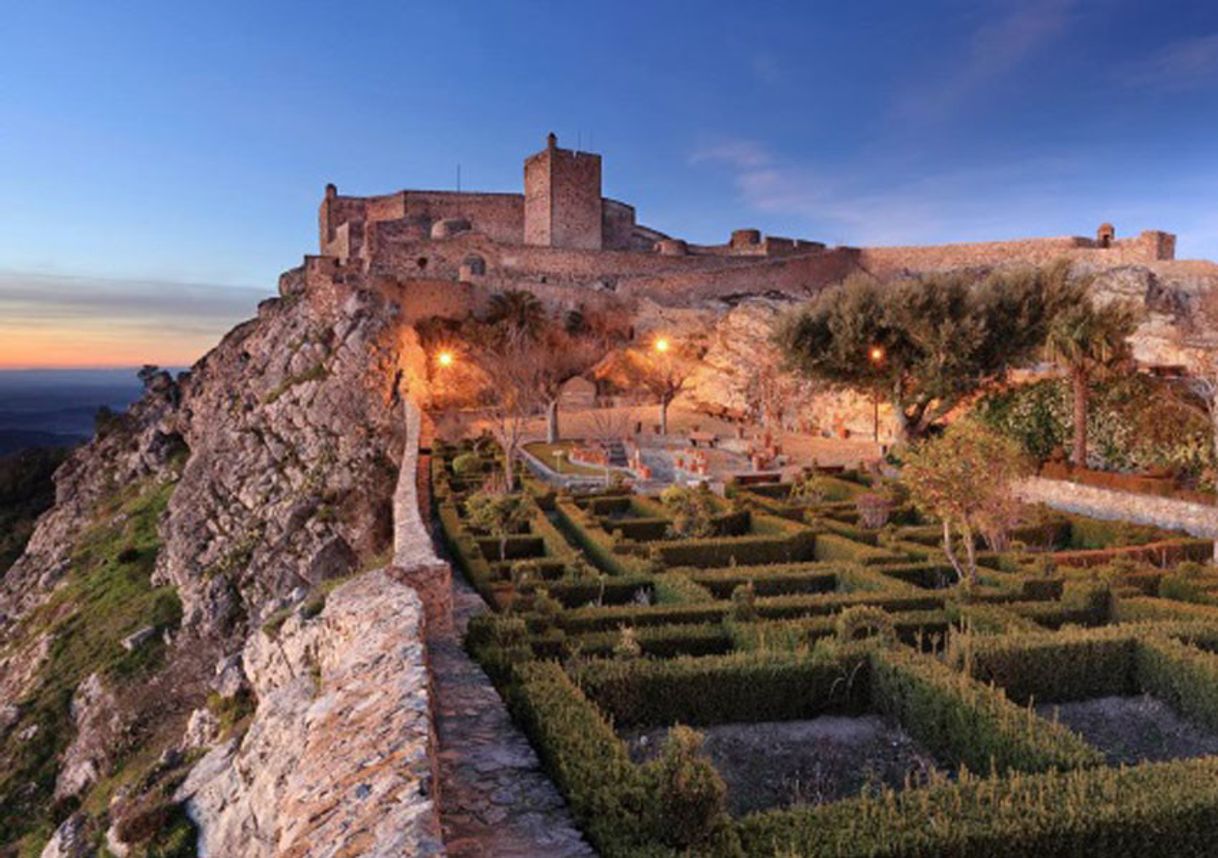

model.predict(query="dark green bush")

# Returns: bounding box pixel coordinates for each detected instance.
[737,757,1218,857]
[571,649,870,727]
[870,646,1103,773]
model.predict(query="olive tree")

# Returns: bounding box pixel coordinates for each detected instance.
[777,263,1083,441]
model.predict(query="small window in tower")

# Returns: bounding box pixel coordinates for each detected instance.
[417,257,428,270]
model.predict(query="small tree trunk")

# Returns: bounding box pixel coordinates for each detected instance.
[1071,369,1089,468]
[502,446,515,493]
[892,393,912,443]
[941,519,966,583]
[546,399,560,444]
[659,397,670,436]
[962,524,979,586]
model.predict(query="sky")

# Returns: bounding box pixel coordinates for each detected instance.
[2,0,1217,368]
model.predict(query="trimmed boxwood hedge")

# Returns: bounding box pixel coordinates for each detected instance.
[870,645,1104,774]
[570,649,871,727]
[736,757,1218,857]
[814,532,904,565]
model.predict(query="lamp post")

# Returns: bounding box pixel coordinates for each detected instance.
[868,345,885,443]
[654,336,672,435]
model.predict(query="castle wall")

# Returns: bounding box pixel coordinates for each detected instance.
[859,231,1175,277]
[615,248,860,303]
[602,199,637,251]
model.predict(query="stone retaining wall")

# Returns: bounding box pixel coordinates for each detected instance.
[177,571,444,857]
[391,399,453,633]
[1016,476,1218,542]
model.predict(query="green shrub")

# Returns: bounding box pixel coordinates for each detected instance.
[452,451,486,477]
[956,627,1138,704]
[1136,636,1218,733]
[640,726,731,851]
[835,605,896,646]
[571,649,870,727]
[870,646,1103,774]
[813,532,902,565]
[737,757,1218,857]
[506,662,653,857]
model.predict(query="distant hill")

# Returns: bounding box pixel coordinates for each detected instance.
[0,429,84,456]
[0,368,161,456]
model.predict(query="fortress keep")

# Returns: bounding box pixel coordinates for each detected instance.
[302,134,1181,316]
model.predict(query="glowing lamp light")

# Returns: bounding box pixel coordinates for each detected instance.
[868,345,885,364]
[437,351,455,368]
[654,337,671,354]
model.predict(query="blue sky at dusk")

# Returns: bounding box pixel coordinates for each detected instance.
[1,0,1217,366]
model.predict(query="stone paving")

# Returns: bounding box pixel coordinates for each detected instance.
[430,573,595,857]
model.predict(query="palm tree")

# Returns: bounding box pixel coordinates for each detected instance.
[1044,297,1139,467]
[483,289,547,340]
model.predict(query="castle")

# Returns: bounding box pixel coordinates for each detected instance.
[300,134,1179,314]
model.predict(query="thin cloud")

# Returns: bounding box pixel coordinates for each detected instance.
[1122,33,1218,91]
[0,271,267,367]
[0,271,266,327]
[688,139,774,170]
[896,0,1077,122]
[690,137,1086,247]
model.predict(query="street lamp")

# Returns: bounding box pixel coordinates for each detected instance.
[654,337,670,354]
[868,345,885,442]
[437,350,454,368]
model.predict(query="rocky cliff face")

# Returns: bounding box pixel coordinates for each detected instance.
[0,278,414,856]
[674,261,1218,438]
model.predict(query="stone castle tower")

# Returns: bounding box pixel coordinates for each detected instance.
[523,132,603,250]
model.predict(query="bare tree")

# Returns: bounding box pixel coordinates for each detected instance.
[737,340,818,432]
[584,405,638,486]
[471,325,546,490]
[602,339,702,435]
[535,307,630,444]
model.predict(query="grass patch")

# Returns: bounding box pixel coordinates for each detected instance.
[0,478,180,850]
[523,441,607,477]
[263,362,329,405]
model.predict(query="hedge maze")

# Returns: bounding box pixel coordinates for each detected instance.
[434,438,1218,856]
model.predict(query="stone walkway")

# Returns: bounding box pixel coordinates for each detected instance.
[430,573,595,857]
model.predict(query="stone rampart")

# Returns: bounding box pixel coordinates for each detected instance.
[860,231,1174,277]
[391,399,453,632]
[176,570,444,857]
[1016,476,1218,541]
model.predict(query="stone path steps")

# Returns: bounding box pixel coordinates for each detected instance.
[431,573,595,857]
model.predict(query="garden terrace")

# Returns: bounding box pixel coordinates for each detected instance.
[435,441,1218,855]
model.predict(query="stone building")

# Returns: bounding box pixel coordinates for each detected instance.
[310,133,1182,316]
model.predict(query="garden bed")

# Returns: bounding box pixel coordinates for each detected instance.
[622,716,942,816]
[1037,694,1218,765]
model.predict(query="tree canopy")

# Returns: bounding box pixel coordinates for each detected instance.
[777,263,1085,439]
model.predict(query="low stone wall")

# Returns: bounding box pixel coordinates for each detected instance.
[1016,476,1218,541]
[176,570,444,857]
[391,399,453,633]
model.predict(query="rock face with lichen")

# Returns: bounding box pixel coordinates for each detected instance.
[0,277,426,856]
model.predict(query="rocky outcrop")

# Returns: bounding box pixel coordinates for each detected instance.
[0,275,420,853]
[157,285,405,637]
[54,674,122,800]
[176,569,442,857]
